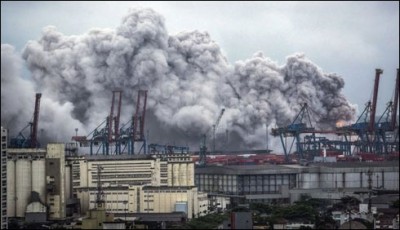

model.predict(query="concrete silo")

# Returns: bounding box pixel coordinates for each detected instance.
[15,159,32,217]
[187,163,194,186]
[6,160,15,217]
[167,163,173,186]
[172,163,180,186]
[31,159,46,202]
[180,163,187,186]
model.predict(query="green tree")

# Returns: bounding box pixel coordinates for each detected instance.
[172,213,229,229]
[391,199,399,208]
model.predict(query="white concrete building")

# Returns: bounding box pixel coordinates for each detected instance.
[195,161,399,205]
[46,143,66,220]
[6,143,66,220]
[7,148,46,218]
[69,153,208,219]
[1,126,8,229]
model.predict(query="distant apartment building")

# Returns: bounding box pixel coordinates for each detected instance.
[1,127,8,229]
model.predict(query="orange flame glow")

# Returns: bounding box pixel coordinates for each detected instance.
[336,120,346,128]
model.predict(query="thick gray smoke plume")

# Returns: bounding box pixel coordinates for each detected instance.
[2,7,356,151]
[1,44,86,143]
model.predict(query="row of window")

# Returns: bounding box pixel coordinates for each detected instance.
[90,192,128,195]
[92,174,151,179]
[144,190,187,193]
[196,174,297,193]
[106,209,127,211]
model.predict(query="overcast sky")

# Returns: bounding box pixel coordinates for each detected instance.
[1,1,399,119]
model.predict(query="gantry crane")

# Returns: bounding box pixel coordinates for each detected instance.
[118,90,148,154]
[271,103,314,162]
[337,69,383,154]
[374,69,399,154]
[72,90,123,155]
[9,93,42,148]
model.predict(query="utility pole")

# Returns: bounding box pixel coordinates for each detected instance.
[225,129,228,151]
[212,124,216,153]
[75,128,78,148]
[266,123,269,150]
[367,169,373,213]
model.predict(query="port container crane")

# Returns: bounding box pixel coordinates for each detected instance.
[72,90,122,155]
[9,93,42,148]
[271,103,314,162]
[118,90,148,154]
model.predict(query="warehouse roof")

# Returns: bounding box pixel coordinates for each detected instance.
[195,161,399,175]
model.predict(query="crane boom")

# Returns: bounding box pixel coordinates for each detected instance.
[215,108,225,128]
[108,90,123,142]
[133,90,148,141]
[391,69,399,130]
[115,90,122,139]
[369,68,383,131]
[212,108,225,152]
[31,93,42,148]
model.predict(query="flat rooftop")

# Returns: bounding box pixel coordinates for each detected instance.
[195,161,399,175]
[312,161,399,168]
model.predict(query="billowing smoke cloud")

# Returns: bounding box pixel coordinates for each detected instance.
[1,44,85,144]
[1,7,356,151]
[222,52,356,148]
[1,44,34,130]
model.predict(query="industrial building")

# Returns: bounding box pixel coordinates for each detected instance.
[46,144,66,220]
[69,152,208,219]
[1,126,7,229]
[6,144,66,220]
[7,148,46,218]
[5,143,208,223]
[2,67,398,228]
[195,161,399,207]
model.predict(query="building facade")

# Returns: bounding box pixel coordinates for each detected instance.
[7,148,46,218]
[6,147,208,221]
[46,143,66,220]
[6,143,65,221]
[1,127,7,229]
[195,162,399,205]
[69,153,208,219]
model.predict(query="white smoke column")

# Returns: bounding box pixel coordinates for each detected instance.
[22,8,230,145]
[18,7,356,151]
[1,44,35,135]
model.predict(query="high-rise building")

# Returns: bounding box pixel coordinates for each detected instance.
[1,127,8,229]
